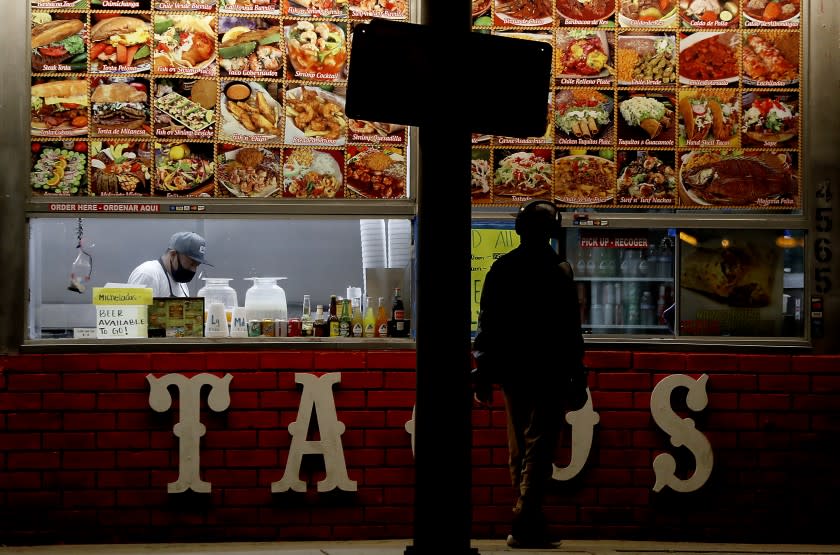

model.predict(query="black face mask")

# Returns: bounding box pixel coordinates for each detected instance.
[171,254,196,283]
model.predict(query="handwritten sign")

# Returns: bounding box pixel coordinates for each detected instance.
[470,226,520,333]
[92,287,151,339]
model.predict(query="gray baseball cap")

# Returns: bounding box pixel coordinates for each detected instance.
[168,231,212,266]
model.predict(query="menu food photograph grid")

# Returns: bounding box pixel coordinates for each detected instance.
[469,0,803,210]
[29,0,802,210]
[29,0,410,200]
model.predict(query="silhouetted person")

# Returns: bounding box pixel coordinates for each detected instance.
[473,199,585,548]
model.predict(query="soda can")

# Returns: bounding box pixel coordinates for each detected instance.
[288,318,302,337]
[261,319,276,337]
[247,320,262,337]
[276,319,288,337]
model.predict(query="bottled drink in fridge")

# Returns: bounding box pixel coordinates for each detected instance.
[640,291,656,327]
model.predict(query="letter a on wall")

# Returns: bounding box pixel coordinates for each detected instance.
[271,372,357,493]
[147,373,233,493]
[650,373,714,493]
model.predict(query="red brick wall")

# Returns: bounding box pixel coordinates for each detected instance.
[0,350,838,545]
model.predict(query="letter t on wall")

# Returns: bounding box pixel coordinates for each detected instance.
[147,373,233,493]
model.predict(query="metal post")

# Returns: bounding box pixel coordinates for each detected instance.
[405,1,477,554]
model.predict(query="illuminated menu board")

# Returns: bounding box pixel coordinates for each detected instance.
[29,0,409,200]
[470,0,802,211]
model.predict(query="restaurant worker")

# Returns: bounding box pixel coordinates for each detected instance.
[472,199,586,549]
[127,231,211,297]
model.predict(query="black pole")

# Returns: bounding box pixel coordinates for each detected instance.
[406,1,476,554]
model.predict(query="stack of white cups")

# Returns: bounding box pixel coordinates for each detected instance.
[387,219,411,268]
[360,219,387,269]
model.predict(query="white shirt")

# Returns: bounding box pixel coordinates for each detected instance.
[127,259,190,298]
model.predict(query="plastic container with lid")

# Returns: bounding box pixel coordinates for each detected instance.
[244,277,288,322]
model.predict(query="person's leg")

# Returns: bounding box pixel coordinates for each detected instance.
[512,390,563,545]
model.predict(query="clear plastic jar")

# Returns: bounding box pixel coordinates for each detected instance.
[197,278,238,325]
[244,277,288,322]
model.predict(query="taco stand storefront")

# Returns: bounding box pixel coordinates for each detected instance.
[2,0,840,549]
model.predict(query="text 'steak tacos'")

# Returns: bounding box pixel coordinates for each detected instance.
[31,19,85,71]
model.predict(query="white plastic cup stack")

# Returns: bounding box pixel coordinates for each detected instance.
[229,306,248,338]
[387,219,411,268]
[360,219,387,269]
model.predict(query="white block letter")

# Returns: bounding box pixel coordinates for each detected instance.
[147,373,232,493]
[651,373,714,493]
[271,372,357,493]
[553,388,600,481]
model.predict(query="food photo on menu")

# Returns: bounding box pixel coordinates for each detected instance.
[283,148,344,198]
[677,88,739,147]
[218,17,284,77]
[678,150,798,207]
[742,0,800,26]
[154,142,216,196]
[285,0,348,18]
[492,149,552,201]
[618,0,679,27]
[555,29,613,86]
[742,31,800,86]
[678,31,739,85]
[679,0,740,28]
[617,92,675,145]
[152,14,217,77]
[740,91,799,148]
[347,117,406,144]
[556,0,616,23]
[616,33,676,85]
[89,141,152,196]
[553,89,614,145]
[217,144,283,198]
[218,80,283,143]
[31,12,87,73]
[345,145,407,199]
[493,0,553,27]
[30,140,89,196]
[219,0,280,14]
[348,0,408,20]
[284,20,348,81]
[553,148,615,206]
[153,79,217,139]
[616,150,676,205]
[471,148,492,203]
[31,78,89,138]
[89,14,152,74]
[90,77,151,137]
[284,85,348,146]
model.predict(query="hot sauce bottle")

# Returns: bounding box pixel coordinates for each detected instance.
[328,295,340,337]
